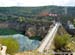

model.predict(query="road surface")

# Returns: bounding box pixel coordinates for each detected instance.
[37,22,60,53]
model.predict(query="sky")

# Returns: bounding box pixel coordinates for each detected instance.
[0,0,75,7]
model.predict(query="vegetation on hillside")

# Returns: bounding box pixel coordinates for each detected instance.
[0,6,75,23]
[0,28,22,35]
[0,37,19,55]
[54,26,75,53]
[54,34,71,51]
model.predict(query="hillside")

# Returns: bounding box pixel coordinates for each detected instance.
[0,6,75,17]
[0,6,75,37]
[0,6,75,24]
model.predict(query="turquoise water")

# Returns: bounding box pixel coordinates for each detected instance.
[0,34,40,51]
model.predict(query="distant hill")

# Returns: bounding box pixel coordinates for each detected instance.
[0,6,75,17]
[0,6,75,24]
[0,6,75,36]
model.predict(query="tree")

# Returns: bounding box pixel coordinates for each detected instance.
[18,17,25,23]
[54,34,70,50]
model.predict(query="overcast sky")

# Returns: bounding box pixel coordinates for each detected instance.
[0,0,75,7]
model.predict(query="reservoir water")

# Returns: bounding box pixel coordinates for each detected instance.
[0,34,40,51]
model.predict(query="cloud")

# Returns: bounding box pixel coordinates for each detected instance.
[0,0,75,7]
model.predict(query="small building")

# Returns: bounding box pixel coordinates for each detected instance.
[67,21,75,29]
[69,24,75,29]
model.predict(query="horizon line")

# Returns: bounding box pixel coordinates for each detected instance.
[0,5,75,7]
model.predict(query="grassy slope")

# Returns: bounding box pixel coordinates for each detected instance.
[54,26,75,52]
[0,37,19,55]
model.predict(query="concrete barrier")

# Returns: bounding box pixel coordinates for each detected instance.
[0,44,8,55]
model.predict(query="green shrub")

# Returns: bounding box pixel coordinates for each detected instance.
[0,37,19,55]
[54,34,71,50]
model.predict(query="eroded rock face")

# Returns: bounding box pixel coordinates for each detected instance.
[25,26,37,37]
[0,21,52,39]
[25,25,50,39]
